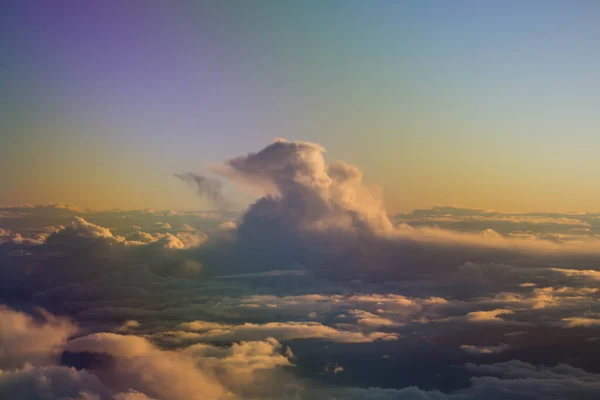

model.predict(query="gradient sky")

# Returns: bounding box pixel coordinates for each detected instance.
[2,0,599,212]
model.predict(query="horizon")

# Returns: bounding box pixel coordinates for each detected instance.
[2,2,600,400]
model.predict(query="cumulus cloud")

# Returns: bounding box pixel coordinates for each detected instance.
[71,217,117,239]
[0,328,292,400]
[18,217,209,250]
[220,140,600,258]
[460,343,511,354]
[113,391,156,400]
[116,320,140,333]
[159,232,207,249]
[63,333,230,399]
[223,138,393,235]
[184,337,294,394]
[157,320,399,344]
[155,221,172,229]
[307,360,600,399]
[180,223,195,231]
[551,268,600,281]
[561,317,600,328]
[470,359,600,380]
[125,229,207,249]
[64,332,295,400]
[176,321,232,332]
[0,305,78,368]
[0,228,50,246]
[0,364,113,400]
[189,139,600,283]
[0,307,297,400]
[342,309,401,328]
[232,293,445,328]
[465,309,515,323]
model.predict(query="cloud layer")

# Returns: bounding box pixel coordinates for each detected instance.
[3,139,600,399]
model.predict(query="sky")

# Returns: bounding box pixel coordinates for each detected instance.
[2,0,599,212]
[5,3,600,398]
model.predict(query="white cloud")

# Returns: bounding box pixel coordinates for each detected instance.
[0,305,78,368]
[72,217,119,240]
[562,317,600,327]
[460,344,510,354]
[159,321,399,343]
[551,268,600,281]
[116,320,140,333]
[0,364,113,400]
[65,333,295,400]
[64,333,229,400]
[466,309,514,323]
[219,138,394,234]
[113,391,156,400]
[344,309,401,328]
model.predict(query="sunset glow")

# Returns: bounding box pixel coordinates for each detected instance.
[2,2,600,400]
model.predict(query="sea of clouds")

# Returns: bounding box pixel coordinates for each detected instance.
[2,139,600,399]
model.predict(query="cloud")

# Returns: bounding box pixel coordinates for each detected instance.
[155,221,172,229]
[551,268,600,281]
[176,321,232,332]
[0,231,47,246]
[324,363,344,374]
[396,206,591,227]
[528,286,598,309]
[344,309,401,328]
[113,391,156,400]
[64,333,229,400]
[157,321,399,344]
[464,359,600,381]
[159,232,207,249]
[232,293,444,327]
[306,360,600,399]
[71,217,117,239]
[0,305,78,368]
[460,344,510,354]
[175,172,232,210]
[184,337,293,393]
[465,309,514,322]
[64,332,296,400]
[125,229,207,249]
[391,224,600,256]
[0,307,296,400]
[562,317,600,328]
[0,364,114,400]
[116,320,140,333]
[23,216,208,250]
[7,140,600,399]
[193,139,600,282]
[224,138,393,235]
